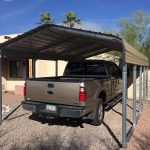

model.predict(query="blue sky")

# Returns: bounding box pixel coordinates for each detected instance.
[0,0,150,35]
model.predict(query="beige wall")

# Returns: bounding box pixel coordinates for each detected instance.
[36,60,67,77]
[127,69,150,99]
[2,59,8,91]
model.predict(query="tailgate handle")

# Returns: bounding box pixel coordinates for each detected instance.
[46,91,54,95]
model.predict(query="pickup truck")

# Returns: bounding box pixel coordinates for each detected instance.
[22,60,122,126]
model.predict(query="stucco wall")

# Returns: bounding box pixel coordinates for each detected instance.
[36,60,67,77]
[127,68,150,99]
[2,59,8,91]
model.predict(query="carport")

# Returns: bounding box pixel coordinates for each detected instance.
[0,24,148,148]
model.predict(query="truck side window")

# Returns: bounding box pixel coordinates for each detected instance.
[108,63,121,78]
[108,64,115,77]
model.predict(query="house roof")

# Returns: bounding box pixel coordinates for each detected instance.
[0,24,148,66]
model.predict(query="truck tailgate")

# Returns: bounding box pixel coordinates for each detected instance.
[26,80,80,106]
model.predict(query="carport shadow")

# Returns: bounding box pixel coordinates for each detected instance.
[3,104,21,121]
[6,113,29,121]
[112,108,132,125]
[120,101,140,112]
[29,114,86,128]
[103,122,122,148]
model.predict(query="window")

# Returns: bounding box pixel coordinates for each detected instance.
[108,63,121,78]
[65,62,107,76]
[9,61,23,78]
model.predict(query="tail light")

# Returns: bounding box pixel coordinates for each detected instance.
[79,86,86,102]
[23,82,26,96]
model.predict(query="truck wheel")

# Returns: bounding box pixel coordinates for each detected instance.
[91,98,105,126]
[32,112,39,118]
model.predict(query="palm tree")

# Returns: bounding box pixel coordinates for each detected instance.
[39,12,55,25]
[62,11,81,28]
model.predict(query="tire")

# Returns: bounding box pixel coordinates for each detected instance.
[91,98,105,126]
[32,112,39,118]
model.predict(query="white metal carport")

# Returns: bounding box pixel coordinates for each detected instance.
[0,24,148,148]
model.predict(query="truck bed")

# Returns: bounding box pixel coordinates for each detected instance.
[25,76,97,106]
[28,76,104,82]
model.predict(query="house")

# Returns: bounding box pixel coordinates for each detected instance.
[0,34,67,95]
[0,34,120,95]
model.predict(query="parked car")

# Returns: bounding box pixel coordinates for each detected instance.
[22,60,122,126]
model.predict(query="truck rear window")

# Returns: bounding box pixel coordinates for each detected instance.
[64,62,107,76]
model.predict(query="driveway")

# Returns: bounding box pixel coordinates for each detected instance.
[0,94,136,150]
[0,93,149,150]
[2,93,23,118]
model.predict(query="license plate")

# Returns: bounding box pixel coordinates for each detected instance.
[46,105,56,111]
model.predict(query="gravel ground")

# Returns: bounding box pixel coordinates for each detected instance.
[2,93,23,119]
[1,90,149,150]
[0,97,137,150]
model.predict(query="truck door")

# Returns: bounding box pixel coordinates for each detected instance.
[107,63,118,98]
[113,64,122,96]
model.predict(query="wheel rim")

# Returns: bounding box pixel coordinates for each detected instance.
[98,104,103,121]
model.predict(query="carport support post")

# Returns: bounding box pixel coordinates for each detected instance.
[133,65,137,127]
[122,63,127,148]
[0,50,2,125]
[32,59,36,78]
[139,66,143,113]
[55,60,58,77]
[143,67,146,102]
[146,67,148,100]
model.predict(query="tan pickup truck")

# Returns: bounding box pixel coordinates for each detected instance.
[22,60,122,126]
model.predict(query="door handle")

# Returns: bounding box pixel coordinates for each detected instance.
[46,91,54,95]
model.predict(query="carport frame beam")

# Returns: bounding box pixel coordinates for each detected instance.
[146,67,148,100]
[56,60,58,77]
[0,49,2,125]
[133,65,137,128]
[32,59,36,78]
[139,66,143,113]
[143,67,146,102]
[122,62,127,148]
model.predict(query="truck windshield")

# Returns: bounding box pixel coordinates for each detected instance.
[64,62,107,76]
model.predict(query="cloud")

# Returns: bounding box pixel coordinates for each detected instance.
[0,0,44,21]
[2,0,14,2]
[75,21,104,32]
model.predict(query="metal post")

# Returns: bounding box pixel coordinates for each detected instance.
[139,66,143,113]
[133,65,137,127]
[0,50,2,125]
[56,60,58,77]
[143,67,146,102]
[122,63,127,148]
[32,59,36,78]
[146,67,148,100]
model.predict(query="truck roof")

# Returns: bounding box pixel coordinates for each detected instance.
[68,60,117,64]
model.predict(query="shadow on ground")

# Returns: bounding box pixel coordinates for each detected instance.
[29,114,122,149]
[9,132,119,150]
[29,114,91,128]
[9,133,88,150]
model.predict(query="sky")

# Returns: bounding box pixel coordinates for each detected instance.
[0,0,150,35]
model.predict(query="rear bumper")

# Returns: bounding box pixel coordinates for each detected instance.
[21,100,86,118]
